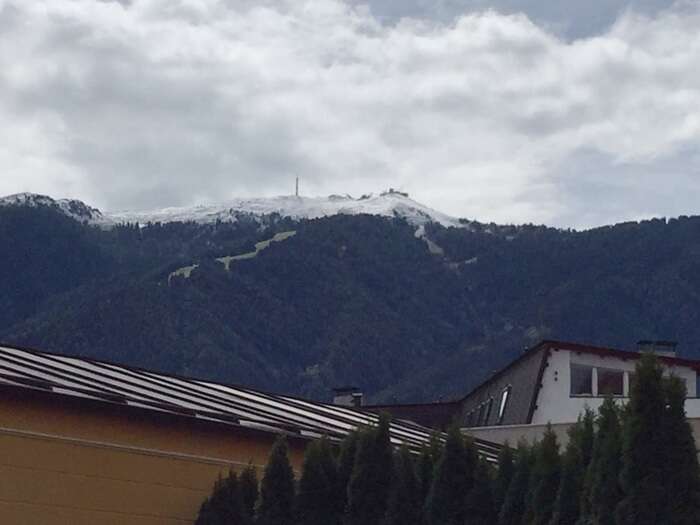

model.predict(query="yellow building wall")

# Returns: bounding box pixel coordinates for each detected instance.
[0,389,306,525]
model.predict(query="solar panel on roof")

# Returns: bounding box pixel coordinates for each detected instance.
[0,344,500,461]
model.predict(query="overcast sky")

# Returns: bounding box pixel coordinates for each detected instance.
[1,0,699,228]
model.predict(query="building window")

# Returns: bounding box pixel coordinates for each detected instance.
[598,368,624,396]
[571,365,593,396]
[498,386,511,424]
[466,410,474,427]
[484,397,494,425]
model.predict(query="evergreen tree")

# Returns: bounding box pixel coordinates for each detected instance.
[615,353,667,525]
[493,443,515,514]
[337,429,359,515]
[524,425,561,525]
[239,464,259,523]
[258,437,296,525]
[196,470,246,525]
[417,437,442,525]
[425,425,476,525]
[385,446,422,525]
[550,410,595,525]
[345,415,393,525]
[499,441,533,525]
[296,437,341,525]
[580,397,622,525]
[465,457,498,525]
[660,375,700,524]
[550,429,583,525]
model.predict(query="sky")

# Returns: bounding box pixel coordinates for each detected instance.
[1,0,699,228]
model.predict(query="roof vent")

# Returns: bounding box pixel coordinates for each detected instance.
[637,340,678,358]
[332,386,363,408]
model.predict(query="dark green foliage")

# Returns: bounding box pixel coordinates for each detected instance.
[550,410,595,525]
[580,398,622,525]
[524,425,561,525]
[464,458,498,525]
[660,376,700,524]
[11,203,700,404]
[499,441,533,525]
[336,430,358,515]
[417,436,442,524]
[384,446,422,525]
[425,425,476,525]
[345,415,393,525]
[196,470,246,525]
[296,437,341,525]
[239,465,259,523]
[493,442,515,514]
[258,437,296,525]
[616,354,668,525]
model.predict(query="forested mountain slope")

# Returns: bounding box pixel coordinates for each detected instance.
[3,199,700,403]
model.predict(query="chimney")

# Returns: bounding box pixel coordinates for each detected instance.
[332,387,363,408]
[637,340,678,358]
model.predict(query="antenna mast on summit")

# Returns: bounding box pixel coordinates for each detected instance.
[295,177,299,197]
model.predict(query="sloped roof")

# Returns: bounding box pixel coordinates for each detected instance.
[0,343,501,461]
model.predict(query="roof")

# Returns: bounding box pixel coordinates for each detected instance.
[538,340,700,371]
[365,400,462,429]
[0,343,501,461]
[462,339,700,403]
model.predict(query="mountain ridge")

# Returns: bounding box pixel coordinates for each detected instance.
[3,193,700,403]
[0,190,464,229]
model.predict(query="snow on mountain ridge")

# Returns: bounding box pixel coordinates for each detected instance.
[0,191,463,228]
[106,192,462,228]
[0,192,104,223]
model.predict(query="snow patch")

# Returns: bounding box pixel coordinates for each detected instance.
[216,230,297,270]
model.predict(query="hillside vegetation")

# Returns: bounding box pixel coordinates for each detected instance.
[3,202,700,402]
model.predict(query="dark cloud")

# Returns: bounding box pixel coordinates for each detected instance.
[356,0,675,39]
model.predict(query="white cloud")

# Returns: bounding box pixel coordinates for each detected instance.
[1,0,699,227]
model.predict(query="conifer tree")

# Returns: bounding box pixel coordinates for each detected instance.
[499,440,533,525]
[297,438,340,525]
[660,375,700,524]
[524,425,561,525]
[579,397,622,525]
[550,430,583,525]
[615,353,667,525]
[239,464,259,523]
[258,437,296,525]
[493,443,515,514]
[550,410,594,525]
[345,414,393,525]
[425,425,476,525]
[417,437,442,525]
[196,470,246,525]
[465,457,498,525]
[337,429,358,515]
[385,446,422,525]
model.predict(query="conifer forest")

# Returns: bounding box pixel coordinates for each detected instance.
[196,354,700,525]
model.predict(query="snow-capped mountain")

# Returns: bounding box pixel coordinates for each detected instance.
[0,191,463,228]
[0,193,105,223]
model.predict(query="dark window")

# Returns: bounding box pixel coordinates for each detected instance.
[498,386,511,424]
[598,368,623,396]
[484,398,494,425]
[571,365,593,396]
[477,403,485,426]
[467,411,474,427]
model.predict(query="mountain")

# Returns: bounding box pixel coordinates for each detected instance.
[0,192,105,223]
[0,190,463,228]
[3,193,700,403]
